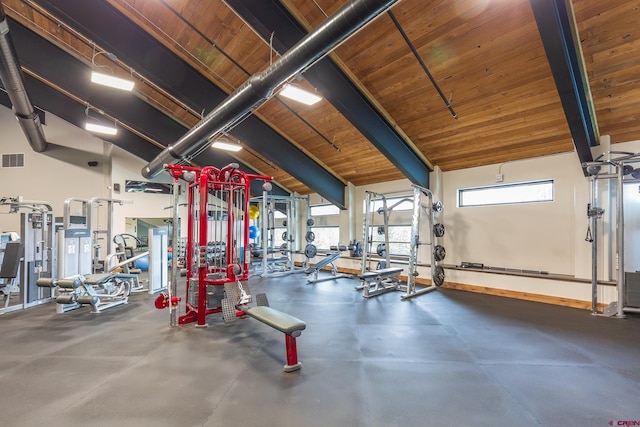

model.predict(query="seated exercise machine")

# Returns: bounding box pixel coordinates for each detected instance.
[0,241,23,310]
[54,218,139,313]
[0,197,55,313]
[36,272,137,313]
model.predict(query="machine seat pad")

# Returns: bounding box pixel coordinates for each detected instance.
[83,273,115,285]
[84,273,138,285]
[247,306,306,335]
[359,267,403,280]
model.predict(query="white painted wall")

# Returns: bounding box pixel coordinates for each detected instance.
[110,145,175,238]
[0,105,179,241]
[301,141,640,307]
[441,152,584,275]
[0,106,107,232]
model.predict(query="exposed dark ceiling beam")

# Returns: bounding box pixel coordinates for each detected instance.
[31,0,345,208]
[225,0,432,188]
[2,17,288,197]
[530,0,597,173]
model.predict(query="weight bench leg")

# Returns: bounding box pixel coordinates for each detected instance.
[284,334,302,372]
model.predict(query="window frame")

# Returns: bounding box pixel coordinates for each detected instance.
[310,204,340,216]
[457,179,554,208]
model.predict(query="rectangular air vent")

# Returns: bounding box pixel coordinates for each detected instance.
[1,153,24,168]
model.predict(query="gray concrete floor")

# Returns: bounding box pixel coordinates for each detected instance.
[0,273,639,427]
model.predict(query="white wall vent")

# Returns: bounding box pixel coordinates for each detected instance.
[1,153,25,168]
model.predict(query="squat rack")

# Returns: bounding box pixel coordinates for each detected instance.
[360,184,445,299]
[250,193,307,277]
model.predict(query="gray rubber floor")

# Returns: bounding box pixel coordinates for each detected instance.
[0,273,639,427]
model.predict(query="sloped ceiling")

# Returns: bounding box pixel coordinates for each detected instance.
[0,0,638,206]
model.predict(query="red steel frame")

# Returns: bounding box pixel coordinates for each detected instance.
[167,164,271,326]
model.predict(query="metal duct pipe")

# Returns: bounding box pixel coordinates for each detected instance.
[142,0,400,178]
[0,4,47,152]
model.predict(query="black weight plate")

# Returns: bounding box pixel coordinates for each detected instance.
[432,201,443,213]
[305,231,315,242]
[282,231,288,241]
[305,244,317,258]
[433,265,445,287]
[307,218,315,227]
[280,243,288,255]
[434,245,446,262]
[433,223,445,238]
[376,243,386,257]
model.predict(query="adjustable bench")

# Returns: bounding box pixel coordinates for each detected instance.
[304,252,350,284]
[357,267,403,298]
[222,282,306,372]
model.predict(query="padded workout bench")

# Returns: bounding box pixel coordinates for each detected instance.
[246,306,306,372]
[222,282,306,372]
[304,251,350,284]
[357,267,404,298]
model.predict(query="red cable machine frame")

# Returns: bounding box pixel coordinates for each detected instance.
[166,163,272,326]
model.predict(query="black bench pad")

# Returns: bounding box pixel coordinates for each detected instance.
[247,306,306,335]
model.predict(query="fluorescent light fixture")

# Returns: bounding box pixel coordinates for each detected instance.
[85,122,118,135]
[91,71,135,91]
[212,140,242,152]
[279,83,322,105]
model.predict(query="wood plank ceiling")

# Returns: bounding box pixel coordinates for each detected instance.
[1,0,639,198]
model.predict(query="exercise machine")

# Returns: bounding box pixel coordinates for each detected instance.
[358,185,445,299]
[51,199,142,313]
[156,163,307,371]
[87,197,131,273]
[249,193,307,277]
[147,227,168,294]
[0,197,55,312]
[0,241,23,311]
[36,272,136,313]
[584,151,640,316]
[160,163,273,326]
[61,197,130,275]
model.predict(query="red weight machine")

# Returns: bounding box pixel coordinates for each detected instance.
[165,163,272,327]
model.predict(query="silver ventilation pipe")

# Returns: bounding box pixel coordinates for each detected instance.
[142,0,400,178]
[0,4,47,153]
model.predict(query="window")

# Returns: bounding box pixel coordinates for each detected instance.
[458,180,554,207]
[310,204,340,216]
[312,226,340,250]
[368,196,414,213]
[368,225,412,256]
[273,228,286,247]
